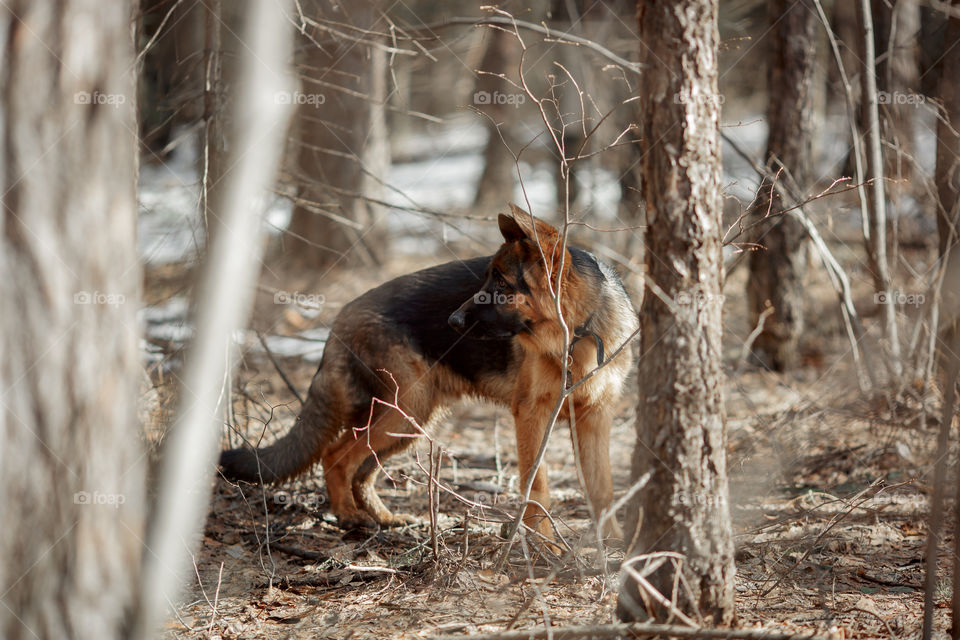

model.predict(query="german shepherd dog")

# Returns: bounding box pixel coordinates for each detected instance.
[220,205,638,541]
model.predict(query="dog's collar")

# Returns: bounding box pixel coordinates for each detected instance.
[571,314,605,368]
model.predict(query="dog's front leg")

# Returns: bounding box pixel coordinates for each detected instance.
[569,400,622,542]
[511,371,559,542]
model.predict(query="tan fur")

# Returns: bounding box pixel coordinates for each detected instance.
[220,205,638,542]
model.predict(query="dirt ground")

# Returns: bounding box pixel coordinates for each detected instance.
[142,227,957,640]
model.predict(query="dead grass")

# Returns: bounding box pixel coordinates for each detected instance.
[143,238,955,639]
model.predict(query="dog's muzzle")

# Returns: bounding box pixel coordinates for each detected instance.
[448,309,467,332]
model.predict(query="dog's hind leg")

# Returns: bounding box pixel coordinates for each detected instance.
[320,429,370,528]
[322,401,424,528]
[352,438,419,527]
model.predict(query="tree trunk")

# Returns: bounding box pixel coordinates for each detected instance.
[201,0,224,227]
[940,14,960,634]
[618,0,735,625]
[859,0,902,376]
[547,0,586,211]
[836,2,919,186]
[286,0,386,269]
[936,1,960,256]
[0,2,144,638]
[746,0,817,371]
[133,2,297,634]
[872,0,920,188]
[473,29,522,210]
[922,9,960,639]
[139,0,205,152]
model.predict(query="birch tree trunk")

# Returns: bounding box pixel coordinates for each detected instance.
[860,0,902,375]
[618,0,735,625]
[0,1,144,638]
[132,0,296,633]
[746,0,817,371]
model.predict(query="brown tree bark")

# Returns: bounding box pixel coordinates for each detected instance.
[139,0,205,151]
[473,29,522,210]
[922,9,960,639]
[0,2,145,638]
[872,0,920,186]
[746,0,817,371]
[548,0,584,211]
[200,0,224,226]
[618,0,735,625]
[936,1,960,256]
[286,0,386,269]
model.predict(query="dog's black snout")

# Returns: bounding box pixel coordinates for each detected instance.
[448,309,466,331]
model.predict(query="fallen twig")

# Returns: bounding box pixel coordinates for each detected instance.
[431,622,830,640]
[761,479,883,597]
[270,542,332,563]
[620,553,700,626]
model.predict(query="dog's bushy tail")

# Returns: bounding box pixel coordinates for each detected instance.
[219,395,331,484]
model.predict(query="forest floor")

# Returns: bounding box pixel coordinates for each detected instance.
[141,222,956,640]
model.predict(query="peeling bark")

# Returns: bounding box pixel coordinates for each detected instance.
[746,0,817,371]
[619,0,735,626]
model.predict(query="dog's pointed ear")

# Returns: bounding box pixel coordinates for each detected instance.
[506,203,568,278]
[498,213,527,243]
[508,203,561,243]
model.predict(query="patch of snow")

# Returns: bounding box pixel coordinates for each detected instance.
[139,296,193,343]
[139,291,331,365]
[391,116,487,161]
[721,117,766,202]
[244,328,329,363]
[386,152,483,213]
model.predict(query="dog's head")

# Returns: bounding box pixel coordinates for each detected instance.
[448,204,572,340]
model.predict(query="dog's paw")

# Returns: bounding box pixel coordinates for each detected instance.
[336,510,379,531]
[378,512,420,528]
